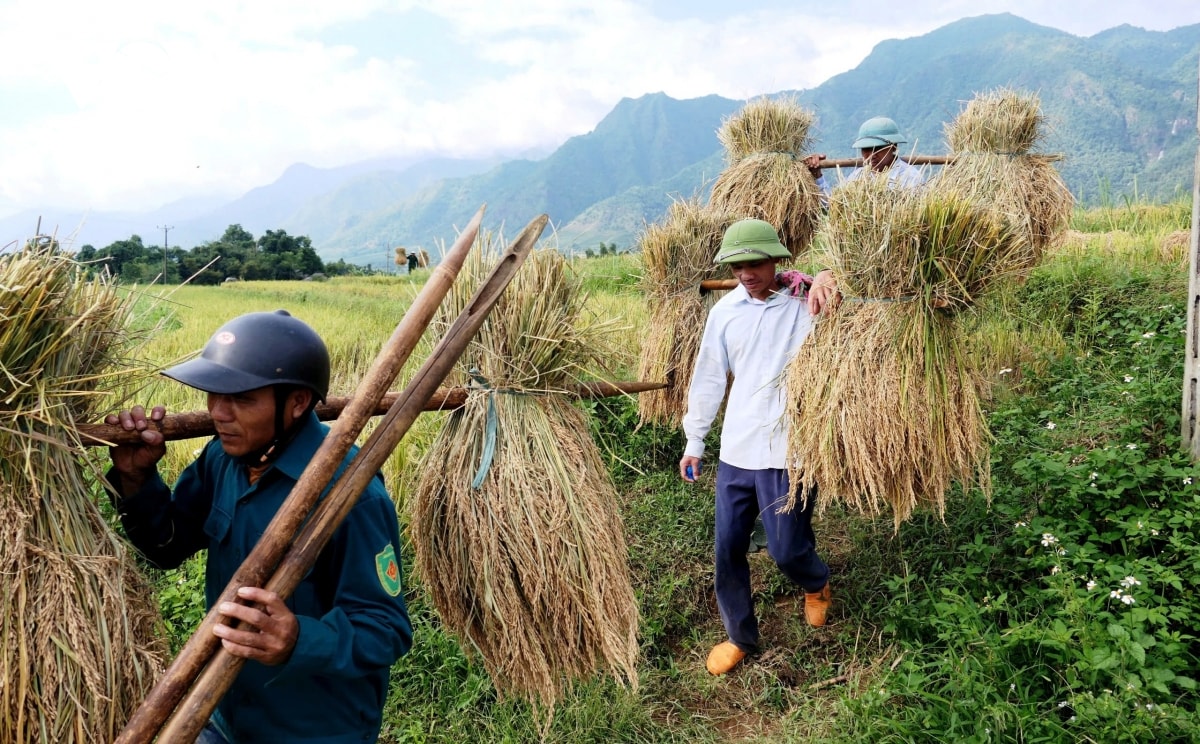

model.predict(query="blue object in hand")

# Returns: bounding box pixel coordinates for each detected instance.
[686,463,701,480]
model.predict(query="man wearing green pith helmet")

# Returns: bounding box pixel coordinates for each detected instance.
[804,116,927,315]
[678,219,831,676]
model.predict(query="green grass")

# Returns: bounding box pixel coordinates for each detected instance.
[99,198,1200,742]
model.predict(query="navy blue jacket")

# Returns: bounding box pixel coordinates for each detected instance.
[115,411,412,743]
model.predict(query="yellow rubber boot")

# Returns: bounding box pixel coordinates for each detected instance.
[705,641,747,675]
[804,583,832,627]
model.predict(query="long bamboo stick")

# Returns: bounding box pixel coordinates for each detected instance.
[114,205,486,744]
[78,381,666,446]
[818,154,954,169]
[156,214,549,743]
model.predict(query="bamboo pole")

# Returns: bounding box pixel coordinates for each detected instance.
[815,154,1059,169]
[78,381,666,446]
[700,278,738,293]
[818,154,955,169]
[155,214,549,743]
[114,205,486,744]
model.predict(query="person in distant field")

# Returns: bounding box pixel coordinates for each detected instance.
[679,218,832,677]
[106,310,412,744]
[407,252,419,273]
[801,116,928,315]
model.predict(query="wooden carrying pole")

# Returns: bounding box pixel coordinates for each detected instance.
[78,381,666,446]
[818,154,954,169]
[115,205,486,744]
[154,214,549,743]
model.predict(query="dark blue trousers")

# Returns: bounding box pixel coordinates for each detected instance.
[714,461,829,652]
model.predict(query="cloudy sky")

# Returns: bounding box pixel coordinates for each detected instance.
[1,0,1197,218]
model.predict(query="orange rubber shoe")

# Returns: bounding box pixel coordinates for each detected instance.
[804,583,832,627]
[705,641,748,675]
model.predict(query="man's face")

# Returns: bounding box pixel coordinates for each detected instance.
[861,144,897,172]
[207,386,282,457]
[728,258,779,300]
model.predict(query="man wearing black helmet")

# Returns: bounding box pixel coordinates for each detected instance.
[106,310,412,744]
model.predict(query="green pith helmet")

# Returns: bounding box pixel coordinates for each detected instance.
[714,219,791,264]
[852,116,907,149]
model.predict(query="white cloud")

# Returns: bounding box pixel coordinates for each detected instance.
[0,0,1197,216]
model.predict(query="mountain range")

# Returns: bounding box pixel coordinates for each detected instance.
[5,13,1197,266]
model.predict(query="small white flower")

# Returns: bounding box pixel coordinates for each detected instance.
[1068,716,1076,722]
[1041,533,1058,547]
[1185,477,1194,485]
[1086,580,1097,590]
[1056,547,1067,556]
[1120,576,1141,588]
[1058,701,1069,708]
[1127,444,1138,450]
[1142,332,1156,338]
[999,368,1013,376]
[1015,521,1027,528]
[1090,472,1100,480]
[1146,703,1154,711]
[1137,521,1144,529]
[1046,421,1057,430]
[1051,565,1061,575]
[1110,589,1123,599]
[1133,341,1143,347]
[1124,375,1134,382]
[1010,683,1016,691]
[1121,594,1136,605]
[1151,529,1160,536]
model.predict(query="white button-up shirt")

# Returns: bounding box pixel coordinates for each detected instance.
[682,283,813,470]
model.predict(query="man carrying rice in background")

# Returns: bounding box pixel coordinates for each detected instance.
[105,310,412,743]
[804,115,927,314]
[679,219,831,676]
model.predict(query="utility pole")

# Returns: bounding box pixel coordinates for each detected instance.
[1182,57,1200,458]
[157,225,173,283]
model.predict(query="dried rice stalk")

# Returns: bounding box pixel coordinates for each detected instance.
[636,198,733,427]
[709,95,823,256]
[410,243,638,714]
[718,95,816,163]
[940,88,1075,272]
[785,303,990,528]
[0,242,166,742]
[785,176,1023,528]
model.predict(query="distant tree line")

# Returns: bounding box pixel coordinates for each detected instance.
[74,225,372,285]
[582,241,626,259]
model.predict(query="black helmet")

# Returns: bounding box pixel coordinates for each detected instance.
[163,310,330,401]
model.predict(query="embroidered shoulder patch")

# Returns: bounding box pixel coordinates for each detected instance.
[375,544,402,597]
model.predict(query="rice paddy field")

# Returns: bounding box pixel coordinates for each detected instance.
[58,197,1200,741]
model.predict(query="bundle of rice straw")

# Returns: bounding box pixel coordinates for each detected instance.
[784,175,1026,529]
[938,87,1074,274]
[417,248,430,268]
[708,95,824,257]
[410,242,638,714]
[636,198,734,427]
[0,241,166,742]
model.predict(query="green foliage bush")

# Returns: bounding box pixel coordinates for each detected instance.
[820,259,1200,743]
